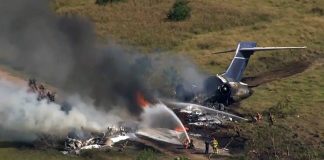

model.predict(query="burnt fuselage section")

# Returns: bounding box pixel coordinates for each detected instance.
[175,75,252,107]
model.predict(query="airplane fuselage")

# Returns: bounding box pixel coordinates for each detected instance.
[175,75,253,107]
[175,42,306,107]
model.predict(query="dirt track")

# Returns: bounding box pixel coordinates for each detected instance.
[0,67,26,86]
[242,61,311,87]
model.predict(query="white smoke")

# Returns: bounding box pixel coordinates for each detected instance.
[139,103,190,142]
[0,79,121,141]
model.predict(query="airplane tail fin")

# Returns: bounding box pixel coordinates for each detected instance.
[220,42,306,82]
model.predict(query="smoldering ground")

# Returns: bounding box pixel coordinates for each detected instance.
[0,0,205,140]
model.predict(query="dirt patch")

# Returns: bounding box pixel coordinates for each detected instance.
[0,67,26,86]
[242,61,311,87]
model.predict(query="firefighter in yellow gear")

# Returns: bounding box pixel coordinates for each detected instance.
[211,138,219,154]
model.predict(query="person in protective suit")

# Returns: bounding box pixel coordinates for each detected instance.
[211,138,219,154]
[189,139,195,149]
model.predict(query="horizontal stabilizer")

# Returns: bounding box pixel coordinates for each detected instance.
[240,46,307,51]
[222,42,307,82]
[213,46,306,54]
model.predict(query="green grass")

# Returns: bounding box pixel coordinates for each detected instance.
[0,148,83,160]
[0,146,171,160]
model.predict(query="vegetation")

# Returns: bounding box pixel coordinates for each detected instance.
[310,7,324,16]
[167,0,191,21]
[240,122,319,160]
[136,149,158,160]
[95,0,125,6]
[0,143,171,160]
[267,97,297,118]
[173,156,190,160]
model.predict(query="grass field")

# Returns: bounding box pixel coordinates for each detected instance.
[0,147,171,160]
[1,0,324,159]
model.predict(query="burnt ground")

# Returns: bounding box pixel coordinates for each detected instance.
[242,61,311,87]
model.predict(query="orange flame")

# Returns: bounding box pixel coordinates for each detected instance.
[136,92,149,109]
[174,126,189,132]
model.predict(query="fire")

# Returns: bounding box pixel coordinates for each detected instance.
[136,92,149,109]
[174,126,189,132]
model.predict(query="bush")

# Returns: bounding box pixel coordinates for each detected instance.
[268,97,297,118]
[167,0,191,21]
[310,7,324,16]
[95,0,125,6]
[136,149,157,160]
[174,156,190,160]
[242,123,319,160]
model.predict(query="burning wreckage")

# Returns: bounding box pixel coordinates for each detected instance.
[164,101,247,128]
[26,79,191,154]
[62,125,134,155]
[26,78,247,155]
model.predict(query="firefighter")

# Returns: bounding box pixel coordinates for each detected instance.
[234,125,241,137]
[183,139,190,149]
[189,139,195,149]
[256,112,263,122]
[269,112,275,126]
[204,138,210,154]
[211,138,219,154]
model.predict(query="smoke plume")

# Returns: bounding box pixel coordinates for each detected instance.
[0,79,120,141]
[0,0,205,140]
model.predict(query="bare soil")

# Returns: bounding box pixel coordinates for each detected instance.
[242,61,311,87]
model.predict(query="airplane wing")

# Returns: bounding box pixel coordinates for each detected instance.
[162,100,248,121]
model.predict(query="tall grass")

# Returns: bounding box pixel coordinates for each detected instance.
[54,0,276,50]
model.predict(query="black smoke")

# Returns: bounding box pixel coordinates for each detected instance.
[0,0,205,116]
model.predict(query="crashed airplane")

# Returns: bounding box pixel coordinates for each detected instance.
[162,42,306,129]
[18,42,307,155]
[174,42,306,108]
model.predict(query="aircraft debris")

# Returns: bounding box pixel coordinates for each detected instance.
[28,78,56,103]
[163,100,247,129]
[62,126,135,155]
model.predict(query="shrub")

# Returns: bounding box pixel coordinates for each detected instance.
[268,97,297,118]
[242,123,318,159]
[136,149,157,160]
[167,0,191,21]
[311,7,324,16]
[174,156,190,160]
[95,0,125,6]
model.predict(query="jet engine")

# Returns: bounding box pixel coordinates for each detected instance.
[175,75,253,106]
[203,76,231,105]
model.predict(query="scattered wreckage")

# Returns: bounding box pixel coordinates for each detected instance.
[61,125,190,155]
[62,126,134,155]
[28,78,56,102]
[163,100,247,129]
[26,78,248,156]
